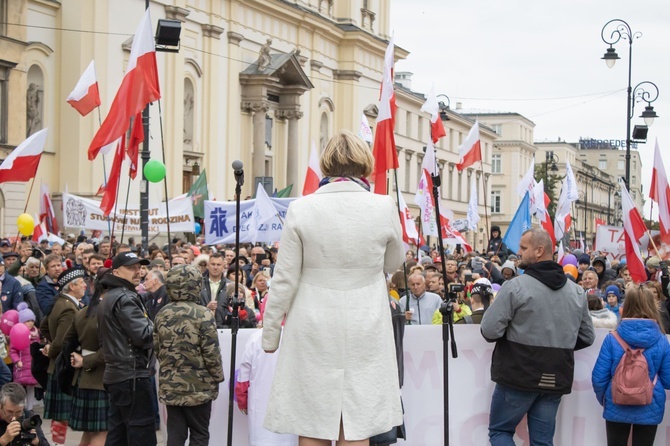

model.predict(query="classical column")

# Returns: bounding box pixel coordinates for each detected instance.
[251,102,269,186]
[285,110,304,195]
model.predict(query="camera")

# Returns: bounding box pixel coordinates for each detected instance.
[10,414,41,446]
[447,283,464,294]
[31,248,44,260]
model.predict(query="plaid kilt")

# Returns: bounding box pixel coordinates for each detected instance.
[69,387,109,432]
[44,372,71,421]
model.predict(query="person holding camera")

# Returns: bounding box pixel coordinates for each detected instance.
[0,383,48,446]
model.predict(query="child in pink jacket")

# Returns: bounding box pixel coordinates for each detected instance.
[10,303,40,409]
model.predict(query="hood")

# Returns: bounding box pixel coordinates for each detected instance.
[590,308,616,320]
[592,256,607,268]
[166,265,202,302]
[501,260,517,275]
[522,260,567,290]
[490,225,501,239]
[617,318,665,349]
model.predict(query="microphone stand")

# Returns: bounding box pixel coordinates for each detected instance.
[227,167,243,446]
[430,171,458,446]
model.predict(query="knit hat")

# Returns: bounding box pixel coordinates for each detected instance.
[646,256,661,269]
[17,302,35,323]
[419,257,433,266]
[605,285,621,301]
[578,254,591,265]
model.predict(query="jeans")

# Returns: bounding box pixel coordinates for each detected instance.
[489,383,562,446]
[166,401,212,446]
[605,421,658,446]
[105,378,157,446]
[0,362,11,387]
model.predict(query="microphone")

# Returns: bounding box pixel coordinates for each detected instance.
[232,160,244,185]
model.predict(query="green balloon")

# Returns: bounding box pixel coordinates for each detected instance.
[144,159,166,183]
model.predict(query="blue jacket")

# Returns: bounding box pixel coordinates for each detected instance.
[35,276,59,316]
[0,274,23,312]
[591,318,670,425]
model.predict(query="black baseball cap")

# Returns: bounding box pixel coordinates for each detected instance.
[112,252,150,269]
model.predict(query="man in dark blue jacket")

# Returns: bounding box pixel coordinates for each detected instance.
[35,254,62,316]
[0,257,23,312]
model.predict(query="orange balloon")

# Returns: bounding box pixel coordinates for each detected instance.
[563,264,578,279]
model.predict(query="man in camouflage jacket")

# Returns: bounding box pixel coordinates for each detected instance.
[154,264,224,445]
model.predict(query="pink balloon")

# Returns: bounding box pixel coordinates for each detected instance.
[0,310,19,336]
[561,254,578,267]
[9,323,30,350]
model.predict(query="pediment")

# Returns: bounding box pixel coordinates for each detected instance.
[241,52,314,89]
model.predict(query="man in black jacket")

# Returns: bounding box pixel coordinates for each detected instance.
[0,383,48,446]
[98,252,155,446]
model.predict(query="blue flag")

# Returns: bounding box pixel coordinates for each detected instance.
[502,192,532,254]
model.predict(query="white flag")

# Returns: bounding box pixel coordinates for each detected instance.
[517,159,537,214]
[250,184,279,243]
[359,113,373,144]
[467,174,480,230]
[533,179,546,219]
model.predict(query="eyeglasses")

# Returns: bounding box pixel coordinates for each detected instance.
[1,405,23,418]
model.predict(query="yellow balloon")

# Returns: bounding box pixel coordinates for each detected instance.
[16,213,34,236]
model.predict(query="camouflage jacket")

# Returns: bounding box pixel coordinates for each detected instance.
[154,266,225,406]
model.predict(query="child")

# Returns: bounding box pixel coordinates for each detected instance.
[604,285,622,318]
[592,286,670,446]
[10,302,40,410]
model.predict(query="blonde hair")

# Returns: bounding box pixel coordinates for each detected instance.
[621,286,664,333]
[320,130,374,178]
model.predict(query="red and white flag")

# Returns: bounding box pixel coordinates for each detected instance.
[620,179,648,283]
[420,85,446,143]
[0,128,47,184]
[517,159,537,213]
[557,241,565,265]
[371,35,398,194]
[540,191,555,247]
[88,9,160,160]
[456,121,482,171]
[650,139,670,244]
[302,142,322,196]
[398,192,419,244]
[414,141,438,237]
[66,60,101,117]
[39,182,59,235]
[100,138,126,217]
[554,160,578,242]
[32,217,47,243]
[440,213,472,252]
[127,112,143,179]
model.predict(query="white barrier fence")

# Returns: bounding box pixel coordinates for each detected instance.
[167,326,670,445]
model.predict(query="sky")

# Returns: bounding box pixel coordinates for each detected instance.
[390,0,670,218]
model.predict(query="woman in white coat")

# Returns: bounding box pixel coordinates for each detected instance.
[262,130,405,446]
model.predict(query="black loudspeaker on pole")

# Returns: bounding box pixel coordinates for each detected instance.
[227,160,244,446]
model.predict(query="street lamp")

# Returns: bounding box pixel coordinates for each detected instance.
[436,94,451,121]
[544,151,559,184]
[601,19,660,189]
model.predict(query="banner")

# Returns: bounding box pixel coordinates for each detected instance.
[199,326,670,445]
[204,198,296,245]
[594,225,625,260]
[62,193,195,234]
[640,230,670,261]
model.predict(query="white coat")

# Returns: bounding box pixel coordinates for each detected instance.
[262,181,404,441]
[238,329,298,446]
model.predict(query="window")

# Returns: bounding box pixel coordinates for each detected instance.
[404,153,410,191]
[617,160,625,170]
[319,112,329,151]
[0,1,6,36]
[0,63,9,144]
[183,79,194,151]
[491,124,502,135]
[406,111,412,138]
[491,191,501,213]
[417,116,423,142]
[491,154,502,173]
[265,115,273,149]
[598,160,607,170]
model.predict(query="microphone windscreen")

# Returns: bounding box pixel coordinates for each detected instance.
[232,160,244,171]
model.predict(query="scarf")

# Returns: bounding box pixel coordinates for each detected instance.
[318,176,371,192]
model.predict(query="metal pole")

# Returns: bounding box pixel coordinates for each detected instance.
[625,37,633,189]
[140,0,150,253]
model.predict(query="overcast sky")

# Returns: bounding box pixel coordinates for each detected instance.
[390,0,670,217]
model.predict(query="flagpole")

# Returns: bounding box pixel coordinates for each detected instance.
[480,164,490,248]
[393,169,411,306]
[97,106,113,238]
[109,168,123,256]
[157,100,173,258]
[119,176,132,245]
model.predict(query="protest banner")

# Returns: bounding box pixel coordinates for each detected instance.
[594,225,625,260]
[204,198,296,245]
[62,193,194,234]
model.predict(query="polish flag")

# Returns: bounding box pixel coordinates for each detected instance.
[594,217,606,229]
[456,121,482,171]
[127,112,143,179]
[398,192,419,244]
[420,85,446,143]
[0,129,48,184]
[557,241,565,265]
[88,9,160,160]
[440,213,472,252]
[650,140,670,244]
[66,60,101,117]
[32,217,47,243]
[540,192,556,247]
[371,35,398,194]
[620,179,648,283]
[39,183,59,235]
[100,138,125,217]
[302,142,322,196]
